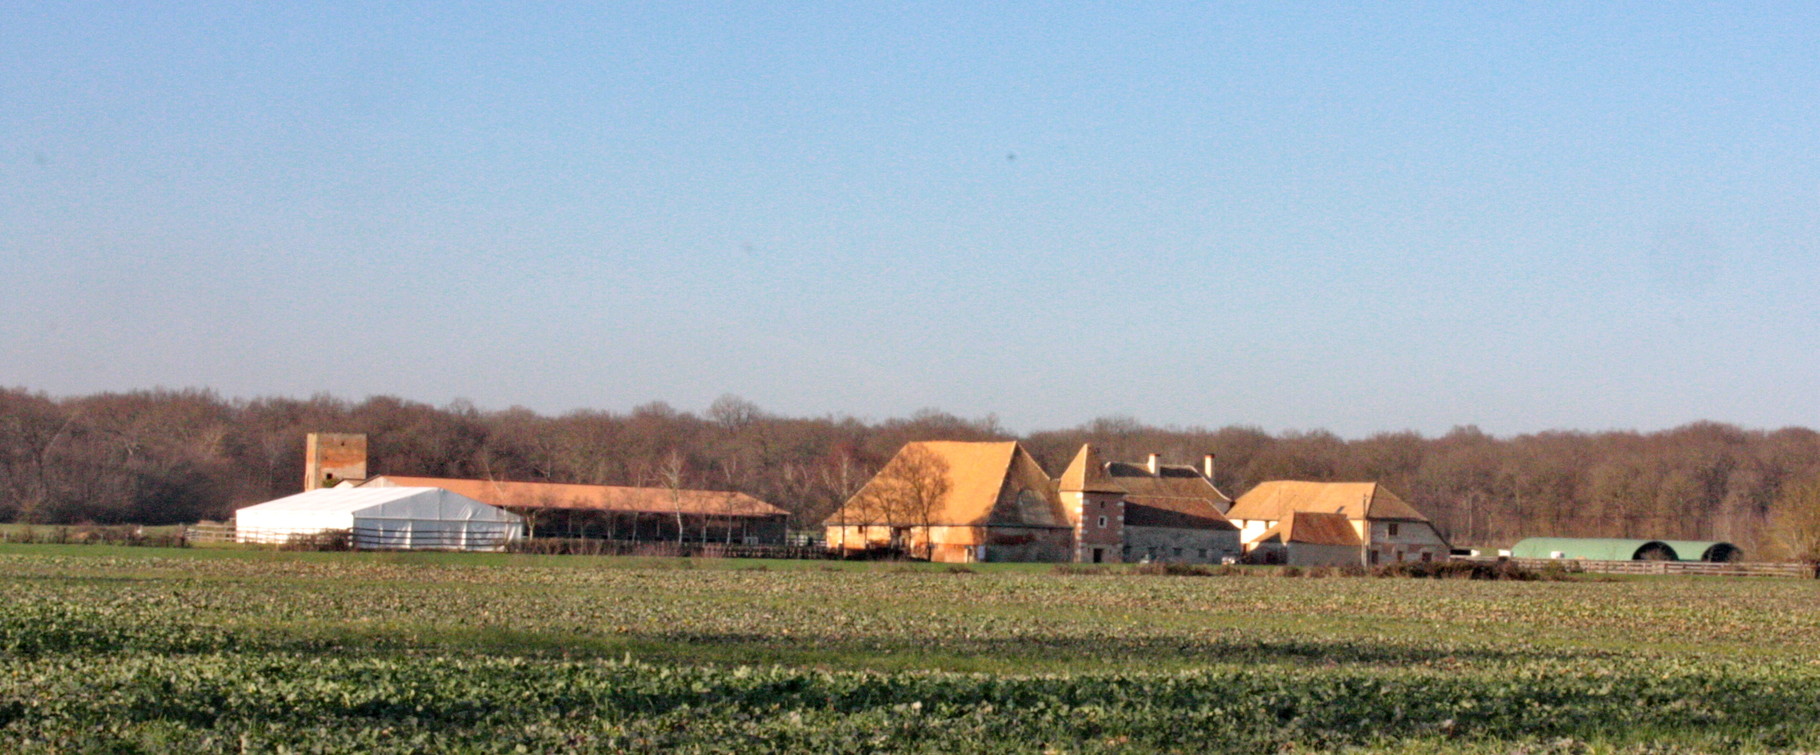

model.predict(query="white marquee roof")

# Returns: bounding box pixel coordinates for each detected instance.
[237,487,521,522]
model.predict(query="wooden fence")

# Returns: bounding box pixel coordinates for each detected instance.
[186,525,830,559]
[184,524,233,544]
[1464,557,1818,578]
[187,524,515,551]
[504,537,832,560]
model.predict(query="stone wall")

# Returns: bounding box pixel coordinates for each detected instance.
[1122,526,1241,564]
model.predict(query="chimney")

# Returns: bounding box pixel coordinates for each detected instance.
[1202,453,1215,479]
[304,432,368,491]
[1147,452,1161,475]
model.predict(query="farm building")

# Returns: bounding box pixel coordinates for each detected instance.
[235,487,523,551]
[1661,540,1743,562]
[1055,444,1125,564]
[1510,538,1696,561]
[825,442,1243,564]
[1245,511,1363,566]
[361,475,790,545]
[296,433,790,545]
[1098,450,1241,564]
[1226,481,1450,565]
[825,441,1074,562]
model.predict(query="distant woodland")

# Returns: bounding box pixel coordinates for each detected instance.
[4,387,1819,555]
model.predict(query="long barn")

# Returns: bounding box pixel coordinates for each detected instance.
[361,475,790,545]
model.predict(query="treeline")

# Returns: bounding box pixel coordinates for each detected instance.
[3,387,1818,554]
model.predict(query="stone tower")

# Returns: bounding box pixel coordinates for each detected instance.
[304,432,367,490]
[1056,443,1126,563]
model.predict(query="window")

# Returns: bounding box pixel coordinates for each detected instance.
[1387,523,1400,537]
[1172,547,1183,557]
[1097,515,1107,528]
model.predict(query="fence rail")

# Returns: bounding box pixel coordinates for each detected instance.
[506,537,832,560]
[186,525,829,559]
[187,524,516,551]
[184,524,234,544]
[1463,556,1817,578]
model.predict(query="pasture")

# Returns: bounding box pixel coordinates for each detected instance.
[3,545,1819,753]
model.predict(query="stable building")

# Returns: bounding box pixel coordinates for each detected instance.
[299,432,789,545]
[361,475,789,545]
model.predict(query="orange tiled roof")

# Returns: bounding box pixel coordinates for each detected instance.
[1251,510,1361,546]
[824,441,1062,528]
[1057,444,1126,494]
[1226,481,1428,523]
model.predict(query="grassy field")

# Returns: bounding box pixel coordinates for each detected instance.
[3,545,1819,753]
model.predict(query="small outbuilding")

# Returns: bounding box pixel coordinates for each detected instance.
[1661,540,1743,563]
[235,487,523,551]
[1246,511,1363,566]
[1509,537,1677,561]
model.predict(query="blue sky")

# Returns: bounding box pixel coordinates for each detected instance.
[4,3,1817,437]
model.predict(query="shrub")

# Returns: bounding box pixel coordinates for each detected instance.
[0,525,185,548]
[280,530,349,552]
[1366,559,1546,581]
[1130,562,1217,577]
[1277,566,1304,578]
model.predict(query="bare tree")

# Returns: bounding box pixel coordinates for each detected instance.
[815,449,871,553]
[1770,477,1820,563]
[653,450,690,548]
[850,445,950,558]
[716,456,746,544]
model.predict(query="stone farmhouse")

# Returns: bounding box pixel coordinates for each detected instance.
[1224,481,1450,566]
[824,441,1239,564]
[1090,447,1241,564]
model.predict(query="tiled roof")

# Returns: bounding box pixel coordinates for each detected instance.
[1124,496,1237,530]
[824,441,1063,528]
[1225,481,1429,523]
[1099,455,1236,530]
[1105,463,1232,505]
[1057,444,1126,494]
[364,475,786,517]
[1251,510,1361,546]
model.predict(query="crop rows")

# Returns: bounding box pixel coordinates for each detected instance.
[4,548,1820,752]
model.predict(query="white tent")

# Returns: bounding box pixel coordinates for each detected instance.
[235,487,523,551]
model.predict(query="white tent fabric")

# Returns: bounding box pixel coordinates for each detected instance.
[235,487,523,551]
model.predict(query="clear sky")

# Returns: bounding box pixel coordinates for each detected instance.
[4,3,1817,437]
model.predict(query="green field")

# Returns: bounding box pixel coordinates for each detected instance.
[3,545,1819,753]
